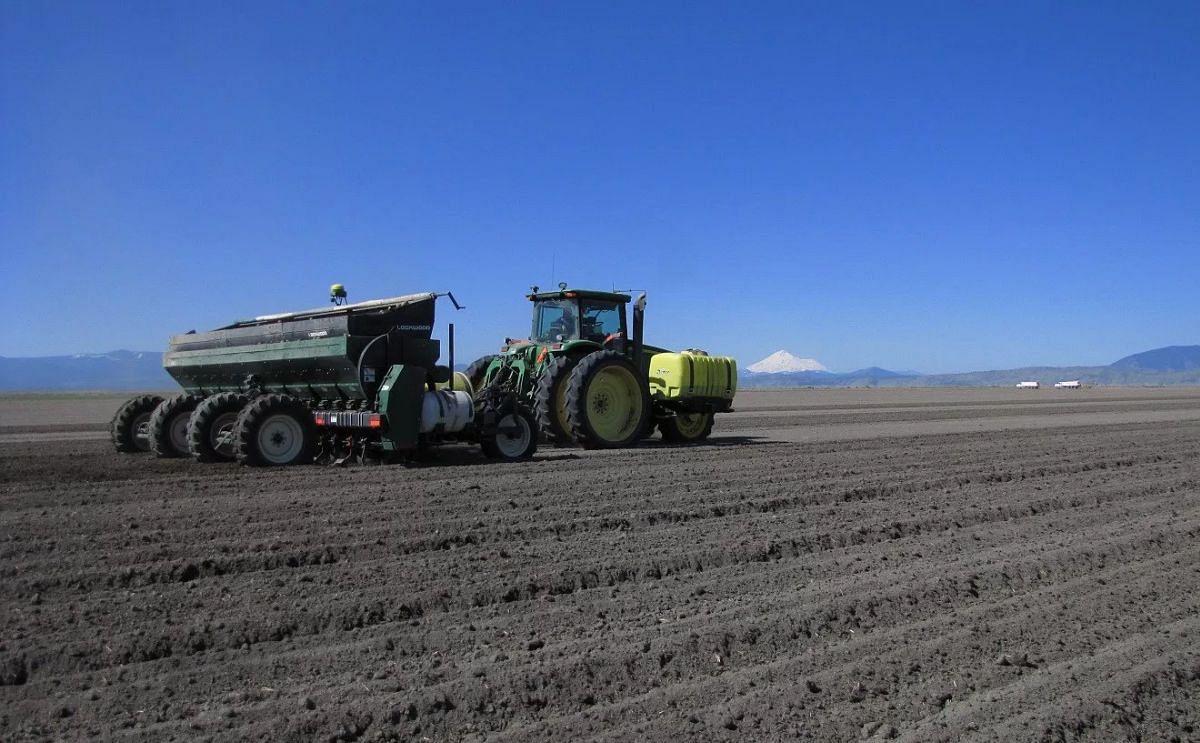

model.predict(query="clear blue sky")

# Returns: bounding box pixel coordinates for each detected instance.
[2,1,1197,373]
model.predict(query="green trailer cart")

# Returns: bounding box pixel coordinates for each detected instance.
[110,290,537,466]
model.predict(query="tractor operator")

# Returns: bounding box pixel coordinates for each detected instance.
[548,306,575,338]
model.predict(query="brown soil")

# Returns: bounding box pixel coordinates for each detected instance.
[2,388,1199,742]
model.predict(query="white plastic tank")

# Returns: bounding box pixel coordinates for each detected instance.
[419,390,474,433]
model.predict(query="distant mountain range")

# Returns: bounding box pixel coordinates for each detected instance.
[1,345,1198,392]
[741,345,1200,387]
[0,351,173,392]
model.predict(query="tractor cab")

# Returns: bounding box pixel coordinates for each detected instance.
[528,288,632,348]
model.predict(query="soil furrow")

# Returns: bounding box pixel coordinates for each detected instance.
[2,388,1198,742]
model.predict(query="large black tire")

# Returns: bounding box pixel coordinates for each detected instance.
[149,394,204,458]
[188,392,249,462]
[480,406,538,461]
[659,411,715,443]
[111,394,164,453]
[465,355,497,393]
[565,351,651,449]
[234,394,315,467]
[534,355,580,445]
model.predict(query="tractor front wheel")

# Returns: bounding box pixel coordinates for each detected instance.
[465,355,497,393]
[481,407,538,461]
[659,411,714,443]
[565,351,650,449]
[234,394,315,466]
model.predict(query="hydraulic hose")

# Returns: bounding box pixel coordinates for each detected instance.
[357,332,391,400]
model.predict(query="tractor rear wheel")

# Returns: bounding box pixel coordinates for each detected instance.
[188,392,249,462]
[111,394,164,453]
[149,394,204,458]
[481,407,538,461]
[565,351,650,449]
[234,394,315,467]
[465,355,497,393]
[659,411,715,443]
[534,355,579,445]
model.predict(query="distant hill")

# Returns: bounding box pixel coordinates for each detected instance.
[742,367,915,388]
[909,365,1200,387]
[848,367,907,379]
[1110,345,1200,371]
[0,351,173,392]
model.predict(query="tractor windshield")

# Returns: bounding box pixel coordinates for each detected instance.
[579,300,623,343]
[533,299,579,341]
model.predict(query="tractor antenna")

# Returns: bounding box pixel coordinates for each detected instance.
[330,283,348,306]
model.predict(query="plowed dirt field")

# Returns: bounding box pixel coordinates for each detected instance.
[2,388,1199,742]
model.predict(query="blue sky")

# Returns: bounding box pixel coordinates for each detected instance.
[2,1,1197,373]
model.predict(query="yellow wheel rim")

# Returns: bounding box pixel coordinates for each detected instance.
[674,413,710,438]
[586,365,642,442]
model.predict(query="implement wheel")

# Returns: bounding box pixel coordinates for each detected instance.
[659,411,714,443]
[534,355,579,445]
[149,394,204,458]
[111,394,164,453]
[565,350,650,449]
[481,407,538,461]
[234,394,315,467]
[188,392,249,462]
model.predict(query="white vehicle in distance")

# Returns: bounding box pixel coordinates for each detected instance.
[1016,381,1040,389]
[1054,380,1082,389]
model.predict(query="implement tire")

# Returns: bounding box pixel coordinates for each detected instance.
[149,394,204,458]
[111,394,164,453]
[659,412,715,443]
[188,392,249,462]
[234,394,315,467]
[481,406,538,461]
[565,350,650,449]
[465,355,497,393]
[534,355,580,445]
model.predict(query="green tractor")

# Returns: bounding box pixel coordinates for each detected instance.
[467,286,737,448]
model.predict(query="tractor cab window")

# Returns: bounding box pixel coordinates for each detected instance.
[533,300,579,341]
[580,301,623,343]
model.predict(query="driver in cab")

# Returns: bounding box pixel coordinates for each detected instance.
[548,307,575,339]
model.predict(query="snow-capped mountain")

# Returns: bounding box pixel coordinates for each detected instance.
[746,350,829,374]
